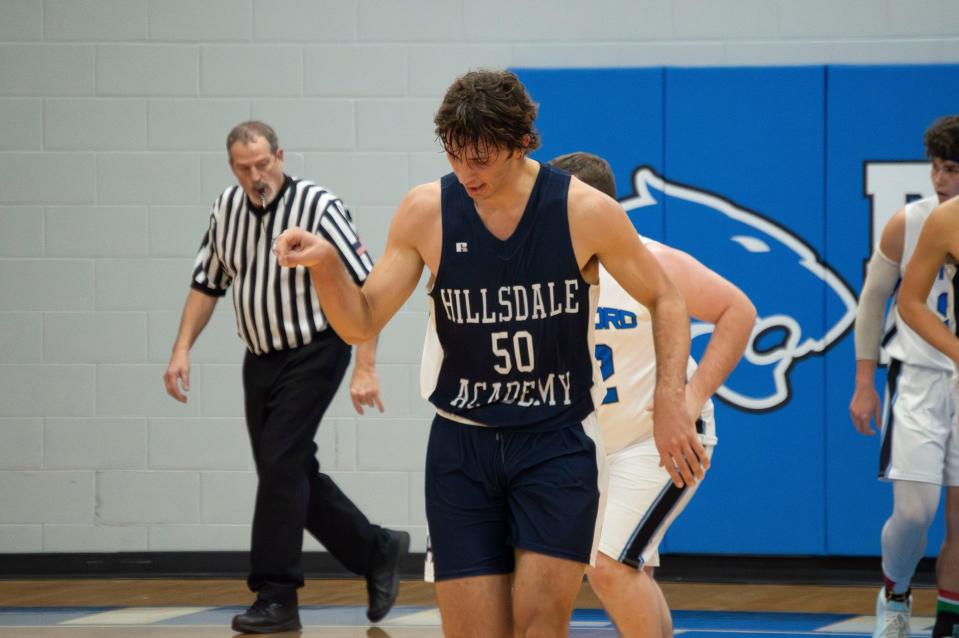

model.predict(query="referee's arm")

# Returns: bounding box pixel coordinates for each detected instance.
[163,289,218,403]
[164,204,230,403]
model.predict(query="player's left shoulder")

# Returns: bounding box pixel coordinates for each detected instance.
[566,175,607,209]
[566,177,623,232]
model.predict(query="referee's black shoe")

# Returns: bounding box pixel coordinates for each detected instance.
[366,529,410,623]
[231,596,301,634]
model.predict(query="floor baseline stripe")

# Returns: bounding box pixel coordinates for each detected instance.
[60,607,214,625]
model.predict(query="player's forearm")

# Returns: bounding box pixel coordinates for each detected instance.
[650,288,691,399]
[854,358,878,389]
[172,289,218,353]
[307,252,376,344]
[899,298,959,364]
[687,299,755,406]
[854,284,894,361]
[354,336,378,370]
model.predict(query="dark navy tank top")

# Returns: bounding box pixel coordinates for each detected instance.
[425,163,597,430]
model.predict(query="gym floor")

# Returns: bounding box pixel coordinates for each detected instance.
[0,578,939,636]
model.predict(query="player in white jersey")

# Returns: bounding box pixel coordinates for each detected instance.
[850,114,959,638]
[551,152,756,637]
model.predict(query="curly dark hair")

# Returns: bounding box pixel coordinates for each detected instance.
[434,69,541,161]
[924,114,959,161]
[549,151,617,198]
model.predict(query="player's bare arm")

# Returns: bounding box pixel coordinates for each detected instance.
[568,179,702,488]
[899,198,959,364]
[274,183,440,344]
[649,242,756,419]
[849,209,904,435]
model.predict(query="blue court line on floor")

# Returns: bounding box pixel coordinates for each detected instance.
[674,609,856,630]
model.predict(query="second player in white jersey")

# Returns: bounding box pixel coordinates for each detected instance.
[591,239,754,638]
[594,255,718,567]
[550,151,756,638]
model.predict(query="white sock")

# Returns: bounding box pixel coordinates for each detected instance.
[881,479,941,594]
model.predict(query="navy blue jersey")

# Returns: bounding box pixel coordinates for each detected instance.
[424,163,598,430]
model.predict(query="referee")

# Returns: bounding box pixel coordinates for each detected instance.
[163,121,409,634]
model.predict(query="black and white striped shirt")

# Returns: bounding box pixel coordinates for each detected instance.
[192,175,374,355]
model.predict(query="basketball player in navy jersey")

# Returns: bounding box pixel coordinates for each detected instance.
[857,114,959,638]
[550,152,755,637]
[274,69,704,637]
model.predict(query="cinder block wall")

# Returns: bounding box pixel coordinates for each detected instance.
[1,0,957,555]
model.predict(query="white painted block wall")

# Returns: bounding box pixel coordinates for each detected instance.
[0,0,957,554]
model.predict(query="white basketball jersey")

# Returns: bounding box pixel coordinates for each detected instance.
[885,197,956,371]
[595,239,714,454]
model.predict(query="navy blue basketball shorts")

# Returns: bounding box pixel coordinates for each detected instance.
[424,413,607,581]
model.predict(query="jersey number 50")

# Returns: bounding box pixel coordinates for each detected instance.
[491,331,535,374]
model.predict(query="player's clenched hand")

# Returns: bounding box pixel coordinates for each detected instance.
[273,227,331,268]
[651,390,708,488]
[849,385,881,436]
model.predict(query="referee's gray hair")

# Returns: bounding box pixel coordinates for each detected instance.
[226,121,279,155]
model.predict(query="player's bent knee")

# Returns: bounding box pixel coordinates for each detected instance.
[899,503,937,528]
[513,587,575,618]
[513,587,576,631]
[586,554,632,595]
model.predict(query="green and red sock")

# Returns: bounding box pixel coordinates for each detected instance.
[932,588,959,638]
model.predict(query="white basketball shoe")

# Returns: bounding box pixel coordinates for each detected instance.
[873,587,911,638]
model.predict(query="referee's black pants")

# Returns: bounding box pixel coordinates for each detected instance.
[242,330,384,597]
